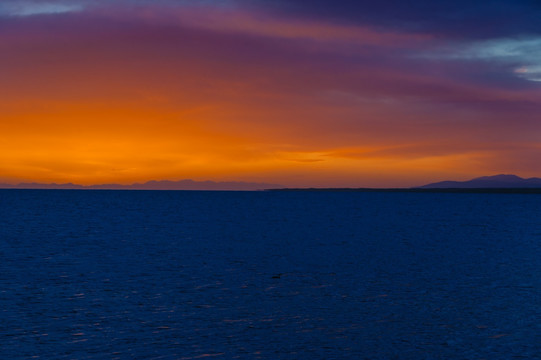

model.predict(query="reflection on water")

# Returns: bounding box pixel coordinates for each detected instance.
[0,190,539,359]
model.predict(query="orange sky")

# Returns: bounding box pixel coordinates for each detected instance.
[1,2,541,187]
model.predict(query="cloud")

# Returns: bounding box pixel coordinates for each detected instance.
[0,1,84,17]
[118,6,431,46]
[423,36,541,82]
[4,0,541,39]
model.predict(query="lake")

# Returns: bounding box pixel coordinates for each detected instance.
[0,190,539,359]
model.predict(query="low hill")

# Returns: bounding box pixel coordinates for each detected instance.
[419,174,541,189]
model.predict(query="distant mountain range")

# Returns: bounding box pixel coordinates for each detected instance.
[3,174,539,190]
[419,174,541,189]
[0,179,283,191]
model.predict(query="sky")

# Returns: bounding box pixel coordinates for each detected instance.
[1,0,540,187]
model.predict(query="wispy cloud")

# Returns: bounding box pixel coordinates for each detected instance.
[0,1,84,17]
[425,37,541,82]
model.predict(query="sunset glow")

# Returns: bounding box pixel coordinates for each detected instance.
[2,0,540,187]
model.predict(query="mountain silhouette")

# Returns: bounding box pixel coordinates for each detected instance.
[419,174,541,189]
[0,179,283,191]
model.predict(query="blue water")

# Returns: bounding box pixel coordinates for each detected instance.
[0,190,539,359]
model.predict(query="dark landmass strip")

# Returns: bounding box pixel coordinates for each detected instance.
[270,174,541,193]
[268,188,541,193]
[0,179,283,191]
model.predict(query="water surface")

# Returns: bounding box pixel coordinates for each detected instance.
[0,190,539,359]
